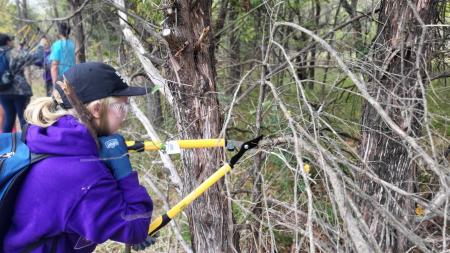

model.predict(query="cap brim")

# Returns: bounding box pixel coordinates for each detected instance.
[110,86,148,97]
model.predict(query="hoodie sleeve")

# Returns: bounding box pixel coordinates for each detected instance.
[10,47,45,71]
[33,46,45,67]
[65,172,153,244]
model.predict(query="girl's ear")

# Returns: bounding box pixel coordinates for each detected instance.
[90,101,103,119]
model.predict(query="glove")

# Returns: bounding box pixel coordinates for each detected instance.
[98,134,132,180]
[132,233,158,251]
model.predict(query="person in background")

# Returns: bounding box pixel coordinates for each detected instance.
[18,41,28,54]
[35,37,53,96]
[0,33,42,132]
[49,22,75,85]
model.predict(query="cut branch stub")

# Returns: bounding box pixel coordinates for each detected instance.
[194,26,210,51]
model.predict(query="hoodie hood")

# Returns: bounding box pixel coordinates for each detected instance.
[26,115,98,156]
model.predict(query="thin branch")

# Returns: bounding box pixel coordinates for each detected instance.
[130,98,183,194]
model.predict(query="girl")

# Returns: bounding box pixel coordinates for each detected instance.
[35,37,53,97]
[0,33,41,132]
[2,62,154,252]
[49,22,75,85]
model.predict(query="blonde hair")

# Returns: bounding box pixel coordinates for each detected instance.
[24,89,118,127]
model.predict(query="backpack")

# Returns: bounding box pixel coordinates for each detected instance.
[0,49,12,91]
[0,131,47,250]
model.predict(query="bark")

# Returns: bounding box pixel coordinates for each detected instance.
[162,0,238,252]
[69,0,86,63]
[358,0,439,252]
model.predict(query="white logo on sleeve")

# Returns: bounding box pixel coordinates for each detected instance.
[105,139,119,149]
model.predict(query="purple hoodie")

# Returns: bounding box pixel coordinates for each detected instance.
[3,115,153,253]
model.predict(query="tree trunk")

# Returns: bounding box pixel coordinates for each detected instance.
[294,13,310,85]
[15,0,27,34]
[15,0,22,21]
[227,1,241,95]
[358,1,439,252]
[213,0,229,47]
[51,0,59,18]
[21,0,27,19]
[307,0,320,89]
[15,0,28,19]
[162,1,238,252]
[250,82,267,253]
[69,0,86,63]
[341,0,364,56]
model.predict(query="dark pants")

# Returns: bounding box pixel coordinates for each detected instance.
[0,95,30,132]
[45,80,53,97]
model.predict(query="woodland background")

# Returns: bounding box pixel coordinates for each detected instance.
[1,0,449,252]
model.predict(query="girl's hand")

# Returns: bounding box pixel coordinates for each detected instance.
[132,233,158,251]
[98,134,132,180]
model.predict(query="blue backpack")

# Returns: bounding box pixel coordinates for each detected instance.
[0,131,47,249]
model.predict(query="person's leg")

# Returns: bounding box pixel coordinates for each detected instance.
[0,96,16,132]
[46,80,53,96]
[13,96,30,129]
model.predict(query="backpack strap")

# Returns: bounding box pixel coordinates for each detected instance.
[0,48,10,57]
[0,48,11,68]
[20,124,50,163]
[21,123,29,143]
[20,124,50,164]
[30,153,49,164]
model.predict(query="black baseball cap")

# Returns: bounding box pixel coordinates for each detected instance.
[56,62,148,109]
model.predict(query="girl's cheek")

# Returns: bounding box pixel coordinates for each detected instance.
[109,119,121,133]
[107,111,121,133]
